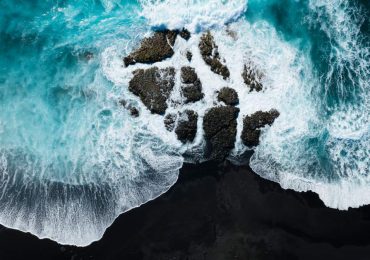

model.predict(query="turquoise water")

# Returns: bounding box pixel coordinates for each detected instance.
[0,0,369,246]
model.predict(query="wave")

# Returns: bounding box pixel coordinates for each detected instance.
[250,0,370,210]
[139,0,247,32]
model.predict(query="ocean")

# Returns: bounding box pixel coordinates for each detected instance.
[0,0,369,247]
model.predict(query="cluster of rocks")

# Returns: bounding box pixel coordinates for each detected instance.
[123,29,280,161]
[180,67,204,103]
[199,32,230,80]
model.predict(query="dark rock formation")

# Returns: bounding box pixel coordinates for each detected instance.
[175,110,198,143]
[180,66,204,103]
[124,30,178,67]
[181,66,198,84]
[217,87,239,106]
[129,107,139,117]
[179,29,191,40]
[182,85,204,103]
[129,67,175,115]
[242,65,263,92]
[241,109,280,147]
[203,106,239,160]
[186,51,192,62]
[199,32,230,80]
[164,113,177,132]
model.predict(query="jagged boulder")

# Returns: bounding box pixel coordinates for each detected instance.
[203,106,239,161]
[199,32,230,80]
[129,67,175,115]
[180,67,204,103]
[124,30,178,66]
[175,110,198,143]
[217,87,239,106]
[242,65,263,92]
[241,109,280,147]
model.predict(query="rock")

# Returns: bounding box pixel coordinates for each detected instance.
[129,67,175,115]
[129,107,139,117]
[182,84,204,103]
[175,110,198,143]
[242,65,263,92]
[199,32,230,80]
[180,67,204,103]
[186,51,192,62]
[181,66,198,84]
[124,30,178,67]
[119,100,139,117]
[179,29,191,40]
[217,87,239,106]
[164,113,177,132]
[241,109,280,147]
[203,106,240,161]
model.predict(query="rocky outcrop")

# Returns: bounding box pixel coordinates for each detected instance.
[242,65,263,92]
[203,106,239,161]
[129,67,175,115]
[186,51,192,62]
[175,110,198,143]
[179,29,191,40]
[217,87,239,106]
[181,67,204,103]
[199,32,230,80]
[241,109,280,147]
[181,66,198,84]
[164,113,177,132]
[124,30,178,67]
[129,107,139,117]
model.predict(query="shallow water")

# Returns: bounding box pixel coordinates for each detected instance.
[0,0,369,246]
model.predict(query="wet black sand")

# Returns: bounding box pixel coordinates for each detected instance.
[1,162,370,259]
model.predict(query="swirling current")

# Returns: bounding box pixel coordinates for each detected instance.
[0,0,369,246]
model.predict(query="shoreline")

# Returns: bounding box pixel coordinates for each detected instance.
[1,162,370,259]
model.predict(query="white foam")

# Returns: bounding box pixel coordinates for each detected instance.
[250,0,370,210]
[139,0,247,32]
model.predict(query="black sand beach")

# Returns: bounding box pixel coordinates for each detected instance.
[1,162,370,260]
